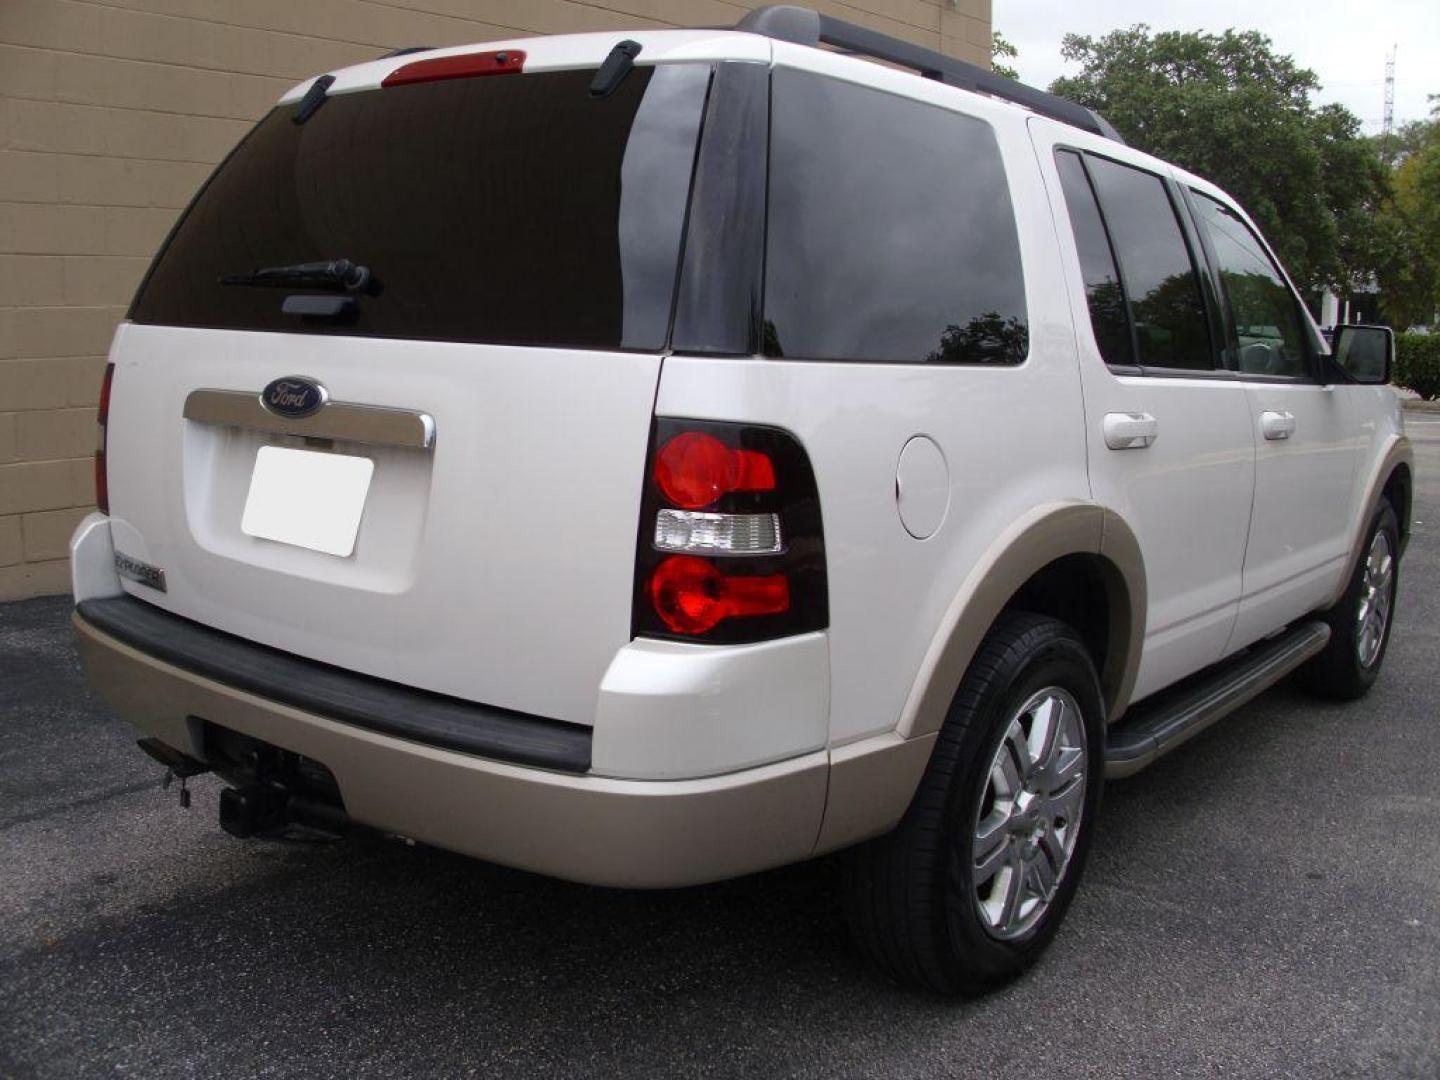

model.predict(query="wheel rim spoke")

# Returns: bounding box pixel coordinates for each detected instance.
[1028,845,1058,900]
[1005,719,1031,784]
[1052,744,1084,786]
[973,812,1011,886]
[998,740,1023,794]
[1028,695,1061,771]
[1045,777,1085,832]
[996,851,1025,930]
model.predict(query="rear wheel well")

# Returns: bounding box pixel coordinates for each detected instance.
[1002,554,1125,712]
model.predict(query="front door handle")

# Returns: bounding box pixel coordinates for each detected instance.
[1261,410,1296,440]
[1103,412,1158,450]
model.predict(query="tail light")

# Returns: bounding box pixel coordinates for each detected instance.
[633,419,827,643]
[95,362,115,514]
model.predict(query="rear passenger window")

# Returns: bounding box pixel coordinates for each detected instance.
[1084,156,1213,372]
[764,69,1028,365]
[1054,150,1134,367]
[1191,193,1312,378]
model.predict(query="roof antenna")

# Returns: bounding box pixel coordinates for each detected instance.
[590,40,642,98]
[292,74,335,125]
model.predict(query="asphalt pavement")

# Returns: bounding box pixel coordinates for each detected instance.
[3,422,1438,1079]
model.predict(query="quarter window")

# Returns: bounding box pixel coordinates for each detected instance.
[764,69,1029,365]
[1084,156,1214,372]
[1192,193,1312,378]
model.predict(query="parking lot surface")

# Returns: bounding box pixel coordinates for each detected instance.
[3,423,1438,1079]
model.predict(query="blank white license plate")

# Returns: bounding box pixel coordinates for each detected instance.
[241,446,374,557]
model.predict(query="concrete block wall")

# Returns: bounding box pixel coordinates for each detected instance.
[0,0,991,601]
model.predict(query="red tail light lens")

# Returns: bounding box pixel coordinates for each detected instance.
[95,362,115,514]
[649,555,789,635]
[633,419,827,644]
[382,49,526,88]
[654,431,776,509]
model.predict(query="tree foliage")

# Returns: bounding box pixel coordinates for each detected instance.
[1050,26,1386,294]
[991,31,1019,80]
[1374,101,1440,328]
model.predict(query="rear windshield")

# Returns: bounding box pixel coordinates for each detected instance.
[129,65,710,351]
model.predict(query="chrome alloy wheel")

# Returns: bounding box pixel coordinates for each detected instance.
[1356,529,1395,669]
[971,687,1088,941]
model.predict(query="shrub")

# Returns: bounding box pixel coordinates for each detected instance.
[1394,332,1440,400]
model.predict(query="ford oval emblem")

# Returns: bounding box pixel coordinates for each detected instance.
[260,376,327,419]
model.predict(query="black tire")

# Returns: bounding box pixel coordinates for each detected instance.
[1299,500,1400,701]
[842,612,1105,995]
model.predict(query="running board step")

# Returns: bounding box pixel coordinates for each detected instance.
[1104,620,1330,779]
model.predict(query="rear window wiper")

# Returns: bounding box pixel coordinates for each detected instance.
[220,259,374,293]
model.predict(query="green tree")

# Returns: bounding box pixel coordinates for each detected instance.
[991,31,1019,80]
[1050,26,1386,294]
[1374,101,1440,328]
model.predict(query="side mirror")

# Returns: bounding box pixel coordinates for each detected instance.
[1330,324,1393,385]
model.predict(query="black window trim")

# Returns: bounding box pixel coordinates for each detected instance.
[671,61,770,357]
[1169,179,1232,374]
[1056,143,1230,381]
[1053,147,1141,373]
[1182,185,1324,386]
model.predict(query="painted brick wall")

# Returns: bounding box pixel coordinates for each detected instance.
[0,0,991,601]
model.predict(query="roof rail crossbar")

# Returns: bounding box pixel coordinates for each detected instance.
[734,5,1124,145]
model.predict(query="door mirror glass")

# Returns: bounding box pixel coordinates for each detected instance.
[1331,324,1393,384]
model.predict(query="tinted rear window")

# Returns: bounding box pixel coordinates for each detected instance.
[763,69,1028,365]
[1054,149,1134,368]
[130,65,710,351]
[1083,155,1213,372]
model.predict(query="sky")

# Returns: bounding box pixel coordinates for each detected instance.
[996,0,1440,134]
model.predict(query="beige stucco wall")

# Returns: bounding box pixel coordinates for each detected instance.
[0,0,992,601]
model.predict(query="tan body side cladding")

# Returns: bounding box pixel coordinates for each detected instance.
[1327,436,1414,608]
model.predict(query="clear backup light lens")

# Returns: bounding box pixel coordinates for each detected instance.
[654,509,783,556]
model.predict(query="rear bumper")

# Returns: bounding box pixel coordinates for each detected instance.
[77,595,594,773]
[74,610,836,887]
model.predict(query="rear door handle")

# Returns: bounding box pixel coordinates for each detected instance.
[1103,412,1158,450]
[1261,411,1296,440]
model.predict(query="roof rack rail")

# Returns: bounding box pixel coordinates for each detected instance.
[380,45,435,59]
[734,5,1124,145]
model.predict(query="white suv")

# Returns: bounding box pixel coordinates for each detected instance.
[70,6,1413,993]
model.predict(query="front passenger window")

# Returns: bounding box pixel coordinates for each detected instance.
[1192,194,1311,378]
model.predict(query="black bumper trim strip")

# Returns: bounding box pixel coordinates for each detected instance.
[76,595,592,774]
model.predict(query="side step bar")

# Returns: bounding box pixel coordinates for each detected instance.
[1105,620,1330,779]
